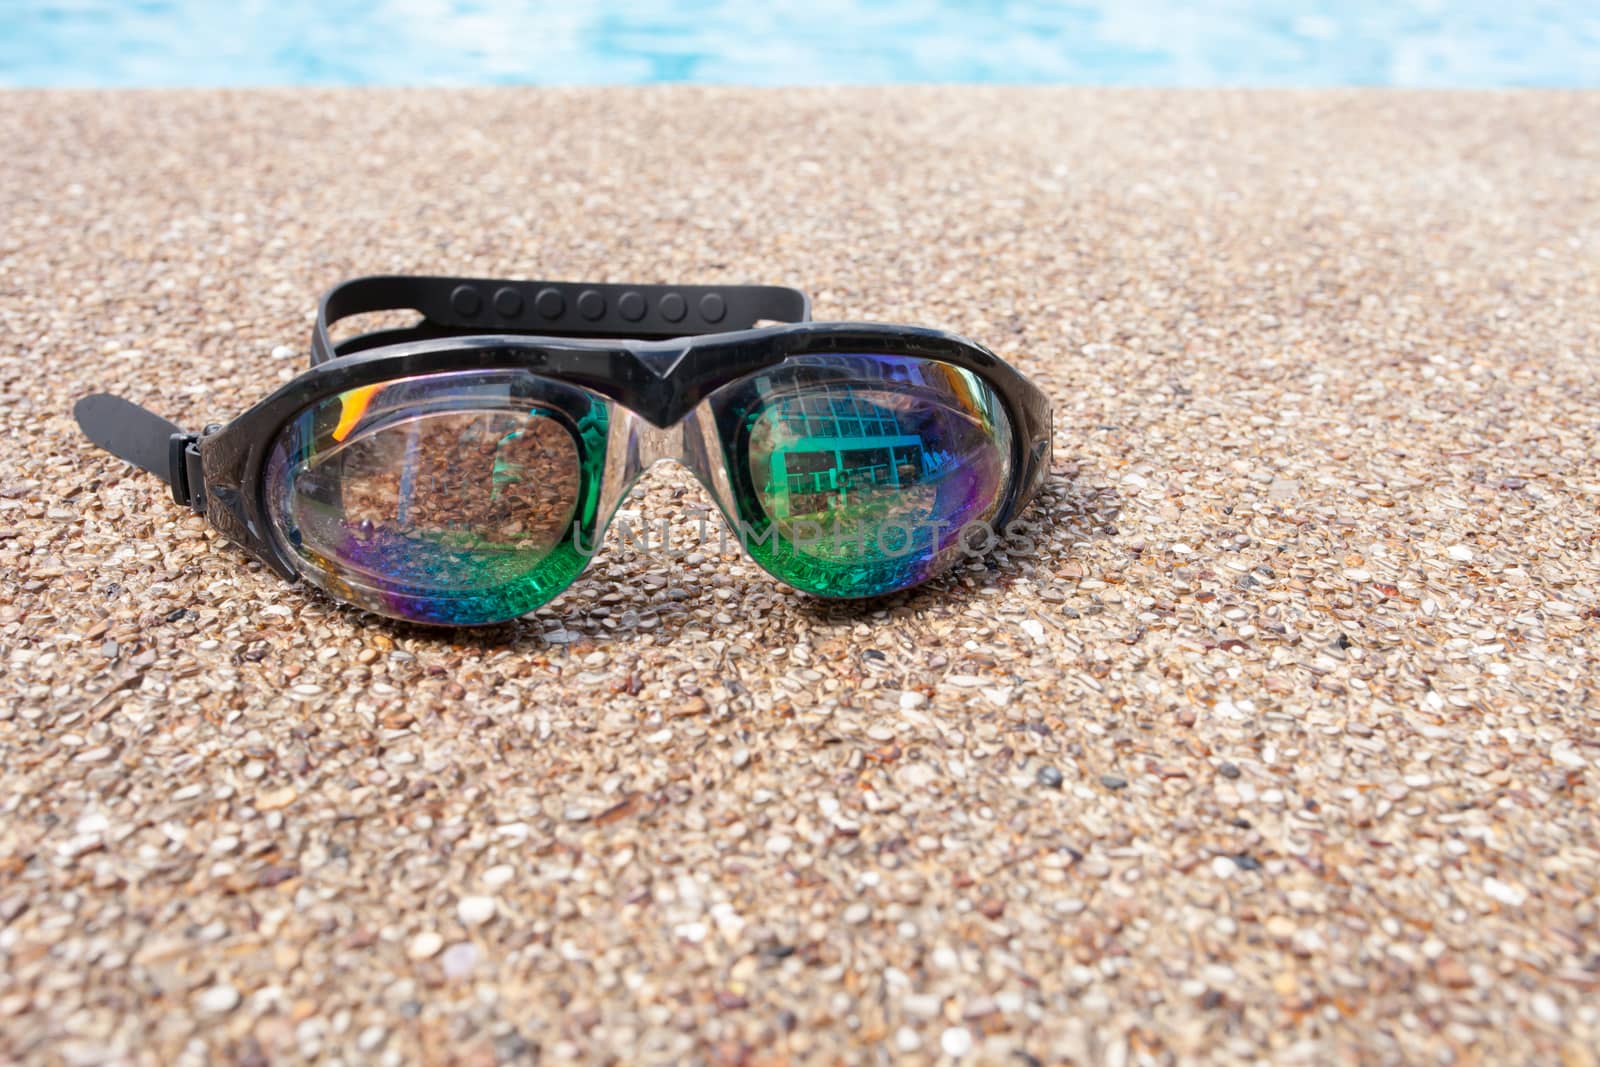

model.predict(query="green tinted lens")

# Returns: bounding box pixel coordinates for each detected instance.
[265,371,610,624]
[720,354,1013,597]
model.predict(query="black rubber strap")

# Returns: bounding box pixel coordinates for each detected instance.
[73,393,203,509]
[312,275,812,365]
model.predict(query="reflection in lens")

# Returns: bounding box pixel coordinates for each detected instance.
[265,371,608,624]
[294,410,578,582]
[727,355,1012,597]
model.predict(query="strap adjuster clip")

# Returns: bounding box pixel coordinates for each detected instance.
[168,432,205,513]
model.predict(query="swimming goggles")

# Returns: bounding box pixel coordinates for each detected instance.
[75,275,1051,626]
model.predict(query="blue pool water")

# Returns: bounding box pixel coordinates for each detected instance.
[3,1,1597,88]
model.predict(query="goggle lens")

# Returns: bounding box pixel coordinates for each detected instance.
[718,354,1013,597]
[265,371,608,624]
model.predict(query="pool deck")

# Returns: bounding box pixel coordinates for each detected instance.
[2,88,1598,1064]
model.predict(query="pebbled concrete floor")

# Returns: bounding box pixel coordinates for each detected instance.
[1,88,1598,1065]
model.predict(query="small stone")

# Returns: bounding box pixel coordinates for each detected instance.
[894,1026,922,1052]
[1100,774,1127,790]
[1080,855,1111,879]
[408,931,444,960]
[1210,856,1236,879]
[57,834,102,860]
[1218,762,1240,778]
[673,696,710,717]
[1551,742,1588,769]
[75,812,110,835]
[440,941,480,979]
[254,864,299,889]
[1435,957,1473,988]
[899,690,927,711]
[1290,928,1326,955]
[1483,877,1527,907]
[940,1027,973,1057]
[1447,544,1474,561]
[982,686,1012,709]
[457,895,496,926]
[962,996,998,1020]
[493,1030,534,1062]
[842,903,871,924]
[1035,765,1064,789]
[255,786,296,812]
[195,984,241,1014]
[482,864,515,890]
[356,1025,387,1052]
[766,834,794,855]
[1529,992,1563,1025]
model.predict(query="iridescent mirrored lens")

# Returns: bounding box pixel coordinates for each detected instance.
[265,370,609,624]
[719,355,1012,597]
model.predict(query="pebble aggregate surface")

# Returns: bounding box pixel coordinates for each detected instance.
[1,88,1598,1065]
